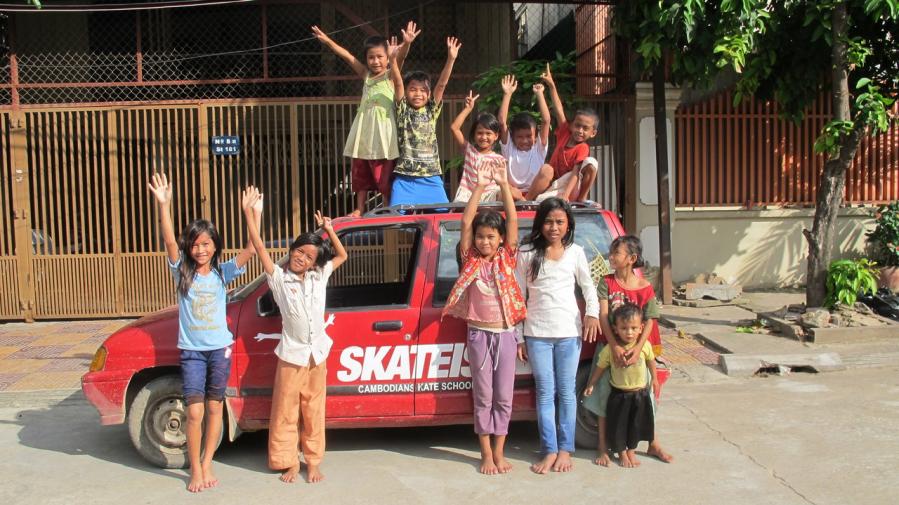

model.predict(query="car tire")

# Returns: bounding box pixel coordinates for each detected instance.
[574,363,599,449]
[127,375,223,469]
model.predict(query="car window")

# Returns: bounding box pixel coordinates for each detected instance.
[433,213,614,307]
[327,225,421,309]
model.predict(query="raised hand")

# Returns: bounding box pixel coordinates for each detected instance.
[464,89,479,110]
[492,159,509,186]
[310,25,331,44]
[533,82,545,94]
[475,160,494,188]
[388,36,400,59]
[148,173,173,206]
[241,185,260,213]
[446,36,461,59]
[315,210,333,233]
[501,74,518,95]
[401,20,421,45]
[540,63,555,89]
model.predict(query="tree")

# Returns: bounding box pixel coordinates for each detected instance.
[618,0,898,306]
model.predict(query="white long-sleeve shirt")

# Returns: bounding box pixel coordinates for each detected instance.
[516,244,599,338]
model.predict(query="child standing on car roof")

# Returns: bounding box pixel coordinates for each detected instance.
[148,173,258,493]
[582,234,672,467]
[497,74,552,201]
[312,21,418,216]
[388,31,461,206]
[516,197,600,474]
[442,162,526,475]
[449,90,507,203]
[241,187,348,484]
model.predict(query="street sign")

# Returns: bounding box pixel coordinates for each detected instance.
[211,135,241,155]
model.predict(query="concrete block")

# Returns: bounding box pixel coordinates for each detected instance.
[758,313,805,341]
[685,283,743,301]
[719,352,845,377]
[808,325,899,344]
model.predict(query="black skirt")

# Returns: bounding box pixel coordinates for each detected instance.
[606,385,655,452]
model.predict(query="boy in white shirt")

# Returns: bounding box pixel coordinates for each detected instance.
[497,75,551,201]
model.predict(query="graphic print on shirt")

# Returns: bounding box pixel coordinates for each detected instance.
[189,288,219,331]
[609,291,631,312]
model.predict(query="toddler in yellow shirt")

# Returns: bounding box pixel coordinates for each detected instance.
[584,303,659,468]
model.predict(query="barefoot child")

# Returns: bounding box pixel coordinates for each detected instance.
[148,173,258,493]
[525,65,599,202]
[582,235,672,467]
[516,197,600,474]
[312,21,419,215]
[442,163,526,474]
[388,35,461,205]
[497,74,551,201]
[583,303,658,468]
[241,187,348,484]
[450,90,507,203]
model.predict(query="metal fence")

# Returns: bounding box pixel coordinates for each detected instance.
[1,1,515,107]
[0,93,634,321]
[676,90,899,207]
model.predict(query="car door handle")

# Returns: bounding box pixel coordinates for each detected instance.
[373,320,403,332]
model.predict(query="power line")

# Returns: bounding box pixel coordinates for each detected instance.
[0,1,256,12]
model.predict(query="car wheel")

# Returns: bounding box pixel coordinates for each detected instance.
[127,375,222,469]
[574,364,599,449]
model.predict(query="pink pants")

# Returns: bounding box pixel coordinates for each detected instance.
[467,327,518,435]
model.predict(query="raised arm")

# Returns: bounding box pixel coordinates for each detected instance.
[541,63,567,127]
[450,90,478,151]
[394,21,420,74]
[316,211,348,270]
[492,160,518,249]
[312,25,368,79]
[459,162,493,252]
[241,186,274,275]
[389,41,404,104]
[533,82,552,145]
[148,173,180,263]
[498,74,517,144]
[433,36,460,104]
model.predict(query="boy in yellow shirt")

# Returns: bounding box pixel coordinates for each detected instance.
[584,303,659,468]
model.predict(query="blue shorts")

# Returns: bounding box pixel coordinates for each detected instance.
[390,174,449,206]
[180,346,232,404]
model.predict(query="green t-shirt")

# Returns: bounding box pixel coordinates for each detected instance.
[394,98,443,177]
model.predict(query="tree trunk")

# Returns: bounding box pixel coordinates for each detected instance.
[804,1,862,307]
[652,66,673,304]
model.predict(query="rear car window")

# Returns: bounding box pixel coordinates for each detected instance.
[433,213,614,307]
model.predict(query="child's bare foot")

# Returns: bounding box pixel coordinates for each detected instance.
[479,456,499,475]
[647,443,674,463]
[493,454,513,474]
[551,450,573,472]
[621,450,640,468]
[201,461,219,489]
[306,464,324,483]
[279,465,300,483]
[593,452,612,467]
[187,468,205,493]
[530,453,557,474]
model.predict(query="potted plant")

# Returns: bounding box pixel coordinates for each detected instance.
[867,201,899,291]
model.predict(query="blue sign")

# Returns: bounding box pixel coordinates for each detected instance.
[211,136,241,155]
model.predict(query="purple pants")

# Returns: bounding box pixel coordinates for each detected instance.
[467,327,518,435]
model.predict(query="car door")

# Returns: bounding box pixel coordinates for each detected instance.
[234,217,429,424]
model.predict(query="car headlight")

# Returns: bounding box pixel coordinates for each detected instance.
[89,346,107,372]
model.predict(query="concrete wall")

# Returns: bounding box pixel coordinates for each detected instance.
[670,208,873,288]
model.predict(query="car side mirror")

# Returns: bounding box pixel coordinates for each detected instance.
[256,290,280,318]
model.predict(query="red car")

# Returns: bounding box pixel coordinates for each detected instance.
[82,203,669,468]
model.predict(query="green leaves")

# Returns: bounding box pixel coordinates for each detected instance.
[824,258,878,308]
[814,120,855,156]
[866,201,899,267]
[471,52,577,120]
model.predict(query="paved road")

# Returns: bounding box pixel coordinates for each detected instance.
[2,364,896,505]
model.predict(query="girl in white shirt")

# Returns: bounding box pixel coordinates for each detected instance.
[242,187,348,485]
[516,197,600,474]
